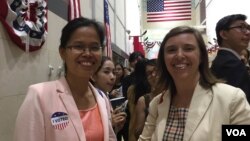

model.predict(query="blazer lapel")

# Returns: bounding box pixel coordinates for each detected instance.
[90,85,109,141]
[184,83,213,141]
[56,78,85,141]
[157,91,171,141]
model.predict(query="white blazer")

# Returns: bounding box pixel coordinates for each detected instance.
[139,83,250,141]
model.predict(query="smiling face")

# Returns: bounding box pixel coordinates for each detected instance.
[59,26,102,79]
[92,60,116,93]
[164,33,201,82]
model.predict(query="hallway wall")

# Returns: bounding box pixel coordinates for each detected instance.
[0,1,128,141]
[0,11,66,141]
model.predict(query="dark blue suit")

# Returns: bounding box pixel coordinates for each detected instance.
[211,49,250,103]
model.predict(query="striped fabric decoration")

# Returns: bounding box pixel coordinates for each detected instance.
[68,0,81,21]
[0,0,48,52]
[104,0,112,58]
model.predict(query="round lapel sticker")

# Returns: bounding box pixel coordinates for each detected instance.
[51,112,69,130]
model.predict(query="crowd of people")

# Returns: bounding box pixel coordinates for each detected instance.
[14,14,250,141]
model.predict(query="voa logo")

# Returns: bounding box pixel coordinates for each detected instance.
[226,129,246,136]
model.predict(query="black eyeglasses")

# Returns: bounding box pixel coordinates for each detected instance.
[67,45,102,53]
[228,24,250,33]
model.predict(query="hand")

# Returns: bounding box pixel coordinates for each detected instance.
[110,89,119,98]
[111,108,126,132]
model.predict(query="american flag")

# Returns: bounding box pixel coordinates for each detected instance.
[68,0,81,21]
[147,0,192,22]
[104,0,112,58]
[51,112,69,130]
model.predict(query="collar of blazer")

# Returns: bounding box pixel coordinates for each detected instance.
[157,83,213,141]
[219,47,241,60]
[184,83,213,141]
[55,77,110,141]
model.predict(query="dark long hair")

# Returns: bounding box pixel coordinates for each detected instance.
[59,17,105,49]
[134,59,151,104]
[95,56,112,74]
[90,56,112,85]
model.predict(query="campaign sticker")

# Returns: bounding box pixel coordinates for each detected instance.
[51,112,69,130]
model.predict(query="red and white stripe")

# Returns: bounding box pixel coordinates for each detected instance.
[105,23,112,58]
[147,0,192,22]
[54,121,69,130]
[69,0,81,21]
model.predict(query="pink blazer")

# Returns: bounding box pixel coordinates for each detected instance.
[14,77,117,141]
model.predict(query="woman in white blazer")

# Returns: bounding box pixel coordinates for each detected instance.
[14,17,116,141]
[139,26,250,141]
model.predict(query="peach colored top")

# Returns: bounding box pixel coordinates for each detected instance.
[79,104,104,141]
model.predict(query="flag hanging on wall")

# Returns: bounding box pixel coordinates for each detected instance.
[147,0,192,22]
[0,0,48,52]
[104,0,112,58]
[68,0,81,21]
[133,36,145,56]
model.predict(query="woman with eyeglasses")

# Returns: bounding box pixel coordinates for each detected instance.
[134,59,161,139]
[14,17,116,141]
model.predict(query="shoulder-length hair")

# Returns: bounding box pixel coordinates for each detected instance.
[157,26,221,95]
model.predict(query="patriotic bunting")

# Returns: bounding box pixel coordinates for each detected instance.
[0,0,48,52]
[144,41,162,52]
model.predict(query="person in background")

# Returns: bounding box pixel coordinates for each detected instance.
[123,67,131,76]
[210,14,250,103]
[14,17,116,141]
[127,59,151,141]
[139,26,250,141]
[118,51,145,141]
[110,63,125,99]
[240,48,250,74]
[122,51,145,99]
[91,56,127,134]
[134,59,159,139]
[102,62,126,141]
